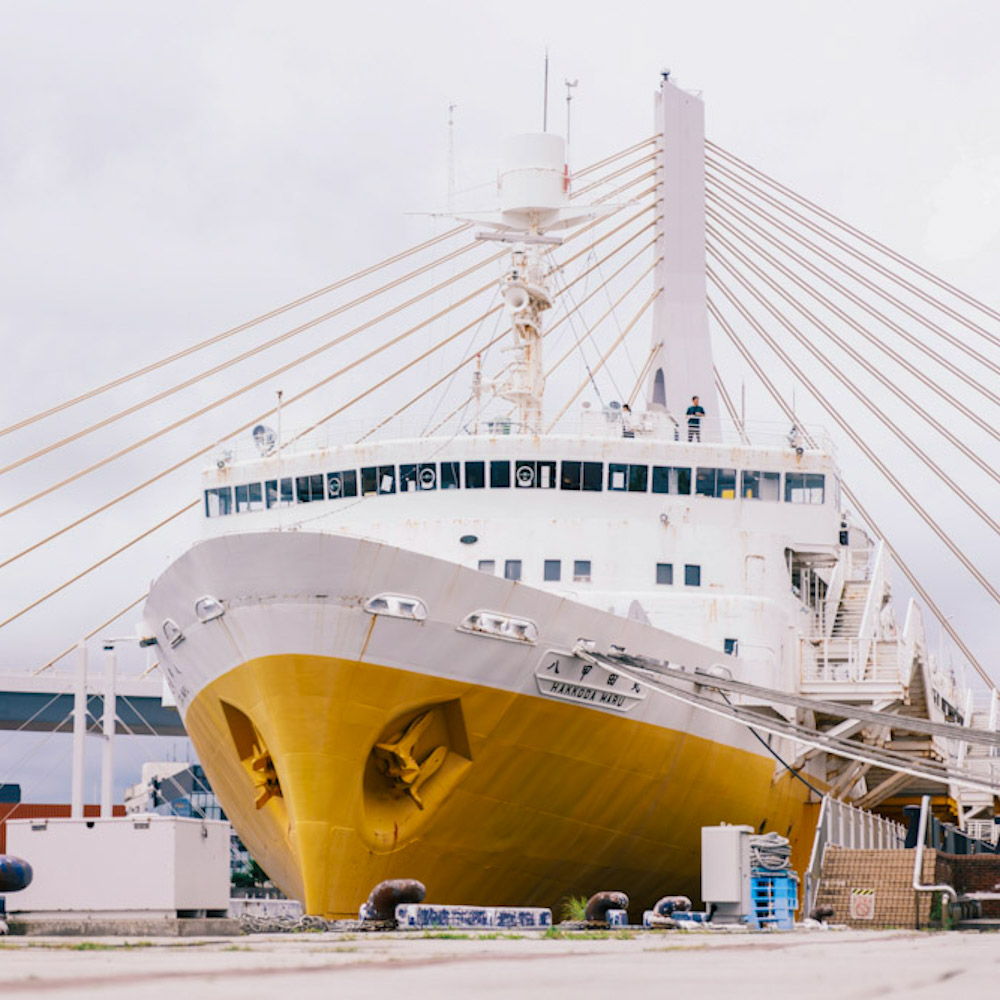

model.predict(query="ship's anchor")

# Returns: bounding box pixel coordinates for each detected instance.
[250,741,281,809]
[373,712,447,810]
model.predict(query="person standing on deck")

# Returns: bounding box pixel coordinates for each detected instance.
[621,404,635,438]
[686,396,705,442]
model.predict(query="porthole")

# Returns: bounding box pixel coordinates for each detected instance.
[459,535,478,545]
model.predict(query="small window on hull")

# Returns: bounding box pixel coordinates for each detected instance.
[685,564,701,587]
[573,560,592,583]
[544,560,561,581]
[656,563,673,585]
[504,560,522,581]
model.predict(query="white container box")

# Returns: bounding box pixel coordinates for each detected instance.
[701,824,753,921]
[5,816,230,917]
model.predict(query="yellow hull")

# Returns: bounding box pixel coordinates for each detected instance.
[186,653,818,917]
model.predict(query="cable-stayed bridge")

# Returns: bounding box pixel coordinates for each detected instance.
[1,107,999,832]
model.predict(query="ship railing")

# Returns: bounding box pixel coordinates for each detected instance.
[803,794,907,916]
[207,416,838,462]
[958,690,1000,768]
[800,637,907,691]
[855,541,886,673]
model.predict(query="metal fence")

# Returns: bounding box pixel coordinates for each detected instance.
[802,795,907,916]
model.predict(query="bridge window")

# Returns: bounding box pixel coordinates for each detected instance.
[234,483,263,513]
[609,463,648,492]
[296,474,325,503]
[361,466,396,495]
[478,560,495,574]
[656,563,673,585]
[515,460,556,488]
[327,470,358,499]
[465,462,486,490]
[505,559,522,581]
[696,467,736,499]
[205,486,233,517]
[573,560,592,583]
[490,460,510,488]
[651,466,691,495]
[440,461,460,489]
[399,463,437,492]
[560,461,603,491]
[742,470,780,500]
[785,472,825,504]
[544,559,561,581]
[684,564,701,586]
[465,461,486,489]
[265,478,294,509]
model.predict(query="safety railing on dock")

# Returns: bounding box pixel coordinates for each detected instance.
[802,795,907,917]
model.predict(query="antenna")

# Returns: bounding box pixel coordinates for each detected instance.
[542,48,549,131]
[276,389,283,454]
[564,78,578,149]
[447,103,457,211]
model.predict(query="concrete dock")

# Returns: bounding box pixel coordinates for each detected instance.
[0,929,997,999]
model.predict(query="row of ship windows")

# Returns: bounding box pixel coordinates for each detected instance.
[205,460,826,517]
[481,559,702,587]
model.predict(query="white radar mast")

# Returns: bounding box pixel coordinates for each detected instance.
[458,133,608,434]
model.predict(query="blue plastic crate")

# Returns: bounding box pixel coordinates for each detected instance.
[747,873,798,930]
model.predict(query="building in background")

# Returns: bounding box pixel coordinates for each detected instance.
[124,761,256,884]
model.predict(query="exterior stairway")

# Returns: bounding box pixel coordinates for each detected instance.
[831,581,868,637]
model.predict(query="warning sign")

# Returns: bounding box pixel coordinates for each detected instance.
[849,888,876,920]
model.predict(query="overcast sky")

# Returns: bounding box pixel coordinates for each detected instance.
[3,0,1000,803]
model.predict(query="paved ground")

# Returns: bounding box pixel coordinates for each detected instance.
[0,928,997,999]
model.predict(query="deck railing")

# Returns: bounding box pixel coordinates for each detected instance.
[800,637,907,688]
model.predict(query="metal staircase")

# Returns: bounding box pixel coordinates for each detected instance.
[831,581,867,637]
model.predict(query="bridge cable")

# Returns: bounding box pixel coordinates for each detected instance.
[707,139,1000,332]
[706,212,1000,488]
[708,300,996,689]
[706,261,1000,603]
[2,169,658,519]
[705,169,1000,403]
[0,137,656,441]
[707,231,1000,537]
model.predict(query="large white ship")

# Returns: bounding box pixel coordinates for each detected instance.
[143,77,996,917]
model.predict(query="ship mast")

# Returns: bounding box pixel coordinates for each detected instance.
[464,133,602,435]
